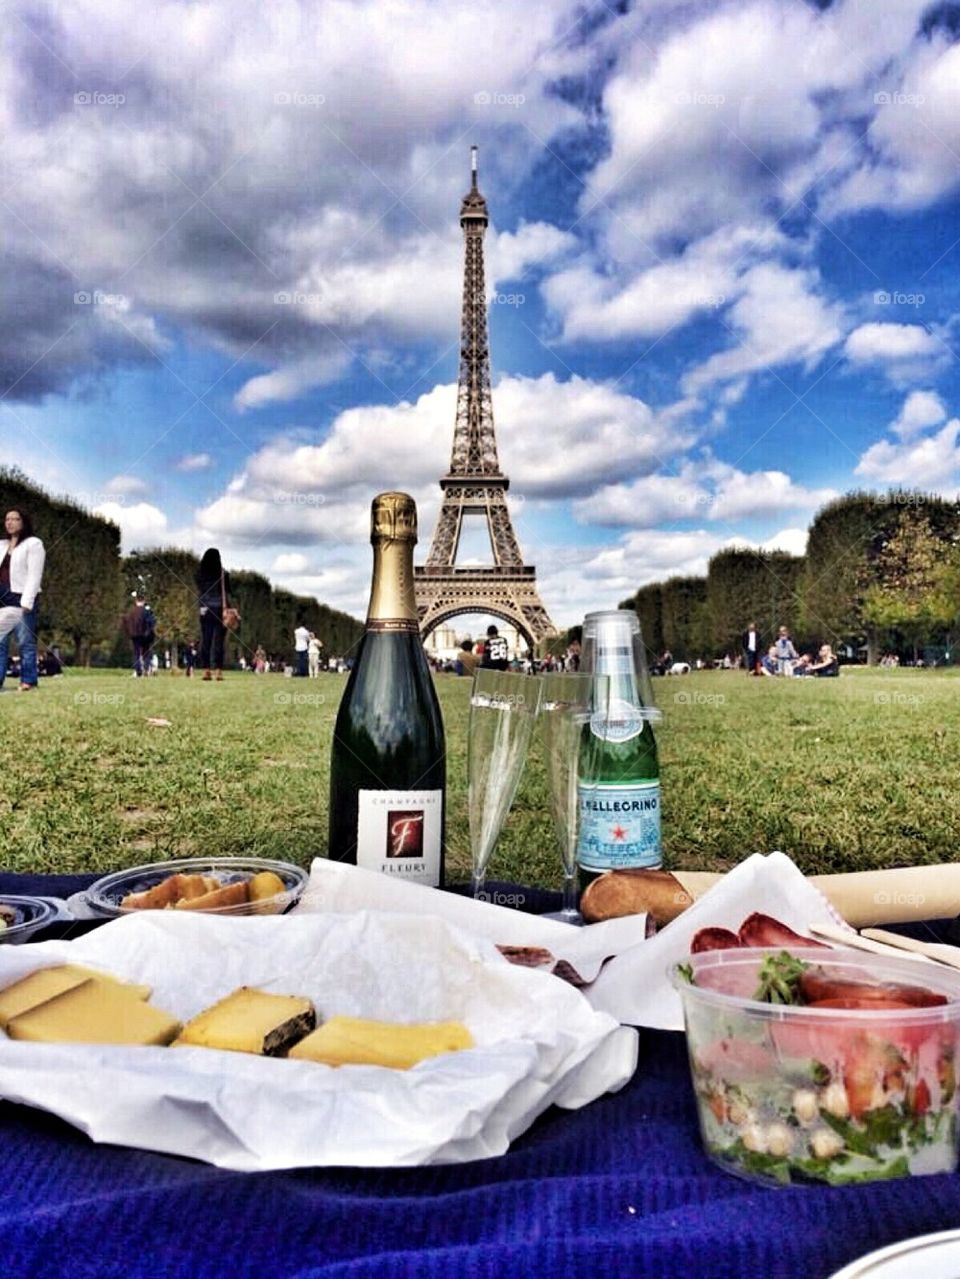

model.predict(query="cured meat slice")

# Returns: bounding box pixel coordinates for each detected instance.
[800,968,947,1008]
[737,912,827,949]
[690,927,742,953]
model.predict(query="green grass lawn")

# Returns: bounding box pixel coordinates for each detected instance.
[2,666,957,883]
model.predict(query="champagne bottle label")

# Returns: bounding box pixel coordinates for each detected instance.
[577,780,661,871]
[355,788,443,885]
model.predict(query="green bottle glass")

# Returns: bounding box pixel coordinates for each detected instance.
[577,609,661,887]
[327,493,445,887]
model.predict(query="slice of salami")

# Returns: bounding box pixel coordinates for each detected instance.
[690,927,742,953]
[737,912,827,949]
[800,968,947,1008]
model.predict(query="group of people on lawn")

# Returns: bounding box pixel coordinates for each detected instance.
[742,622,839,678]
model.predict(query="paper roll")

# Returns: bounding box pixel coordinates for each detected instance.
[674,865,960,928]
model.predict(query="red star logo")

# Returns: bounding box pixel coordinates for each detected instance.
[611,825,627,841]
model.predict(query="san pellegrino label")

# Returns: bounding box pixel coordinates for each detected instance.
[578,780,661,870]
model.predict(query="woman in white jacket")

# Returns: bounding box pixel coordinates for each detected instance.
[0,508,46,690]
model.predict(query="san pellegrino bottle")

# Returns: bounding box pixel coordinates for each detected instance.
[328,493,445,886]
[577,609,661,886]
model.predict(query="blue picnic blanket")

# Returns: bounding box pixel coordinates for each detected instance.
[1,871,959,1279]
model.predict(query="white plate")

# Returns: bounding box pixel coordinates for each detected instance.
[830,1230,960,1278]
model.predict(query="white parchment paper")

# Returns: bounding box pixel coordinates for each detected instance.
[296,858,649,984]
[0,910,637,1170]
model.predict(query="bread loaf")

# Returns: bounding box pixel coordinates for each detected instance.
[580,869,695,926]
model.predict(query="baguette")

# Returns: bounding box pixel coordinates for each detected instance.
[580,869,694,926]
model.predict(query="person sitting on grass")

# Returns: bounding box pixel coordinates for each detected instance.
[807,644,839,677]
[760,645,779,676]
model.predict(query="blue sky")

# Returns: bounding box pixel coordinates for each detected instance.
[2,0,960,628]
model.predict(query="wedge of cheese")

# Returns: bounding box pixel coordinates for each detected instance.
[288,1016,473,1070]
[0,965,151,1030]
[6,979,180,1045]
[173,987,315,1056]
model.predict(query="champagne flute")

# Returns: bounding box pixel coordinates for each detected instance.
[538,672,610,924]
[468,668,542,902]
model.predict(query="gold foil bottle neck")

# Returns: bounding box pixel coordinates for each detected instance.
[371,492,418,544]
[367,492,420,630]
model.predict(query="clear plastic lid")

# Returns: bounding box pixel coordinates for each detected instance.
[0,895,63,944]
[580,609,661,722]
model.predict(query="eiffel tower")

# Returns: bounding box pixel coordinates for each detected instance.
[415,147,556,651]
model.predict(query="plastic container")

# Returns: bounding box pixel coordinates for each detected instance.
[0,895,65,943]
[671,946,960,1187]
[82,857,308,919]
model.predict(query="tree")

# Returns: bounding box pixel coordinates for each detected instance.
[706,549,805,655]
[660,576,708,660]
[123,549,199,666]
[629,583,663,663]
[862,509,959,661]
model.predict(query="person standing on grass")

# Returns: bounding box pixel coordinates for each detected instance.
[742,620,760,675]
[123,594,155,678]
[294,617,310,677]
[307,631,323,678]
[775,625,798,676]
[196,548,232,682]
[0,508,46,692]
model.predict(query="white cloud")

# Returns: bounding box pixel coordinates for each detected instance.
[845,322,942,364]
[855,417,960,489]
[683,263,844,392]
[574,459,836,527]
[104,474,149,497]
[176,453,214,472]
[891,389,947,439]
[828,38,960,216]
[760,527,808,557]
[272,552,311,573]
[94,500,169,552]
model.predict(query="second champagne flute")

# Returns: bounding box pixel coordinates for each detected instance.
[538,672,609,924]
[467,668,541,902]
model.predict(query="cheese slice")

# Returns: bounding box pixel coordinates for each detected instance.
[6,979,180,1045]
[173,987,315,1056]
[288,1016,473,1070]
[0,965,151,1030]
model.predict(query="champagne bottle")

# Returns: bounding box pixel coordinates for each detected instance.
[328,493,446,886]
[577,610,661,887]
